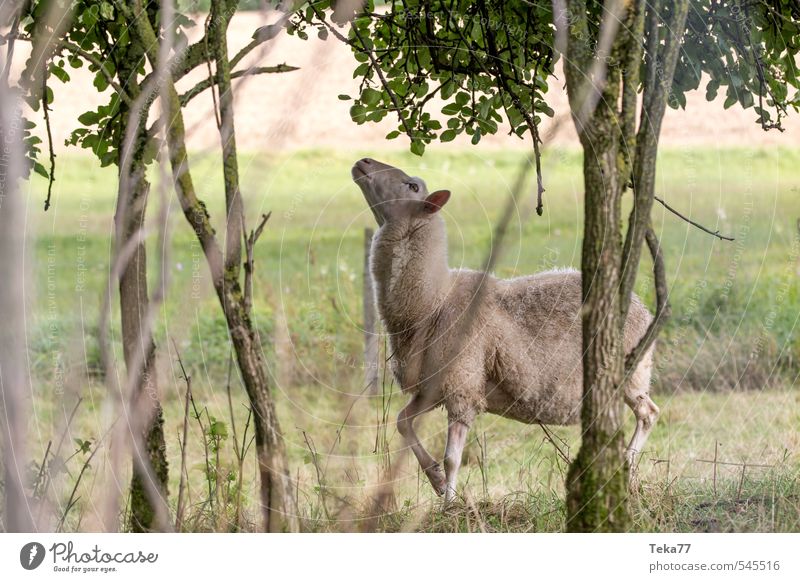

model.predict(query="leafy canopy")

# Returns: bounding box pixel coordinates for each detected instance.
[293,0,800,155]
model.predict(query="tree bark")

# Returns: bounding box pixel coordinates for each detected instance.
[115,41,169,533]
[565,140,630,531]
[563,0,632,532]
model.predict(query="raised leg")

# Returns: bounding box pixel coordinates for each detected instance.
[443,419,470,503]
[397,391,445,496]
[625,394,660,474]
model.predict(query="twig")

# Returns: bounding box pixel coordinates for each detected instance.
[311,4,415,142]
[173,338,192,531]
[713,441,719,496]
[179,64,298,107]
[32,440,52,499]
[41,65,56,211]
[655,196,735,241]
[695,458,774,469]
[54,39,132,106]
[0,12,21,86]
[243,211,271,314]
[737,463,747,501]
[225,349,239,459]
[203,11,222,130]
[538,423,571,465]
[56,431,108,532]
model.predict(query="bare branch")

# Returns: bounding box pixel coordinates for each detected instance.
[243,211,272,315]
[172,338,192,532]
[619,0,690,319]
[655,195,735,241]
[210,0,244,276]
[180,63,298,107]
[625,227,670,374]
[41,67,56,211]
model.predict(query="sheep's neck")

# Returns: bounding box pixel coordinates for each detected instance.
[373,217,450,332]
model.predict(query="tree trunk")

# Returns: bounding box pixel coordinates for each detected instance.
[115,48,169,533]
[125,1,297,531]
[219,284,296,532]
[208,1,297,531]
[117,177,170,533]
[0,71,34,533]
[563,0,631,531]
[565,142,629,531]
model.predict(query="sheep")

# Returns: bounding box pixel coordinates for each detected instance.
[351,157,659,502]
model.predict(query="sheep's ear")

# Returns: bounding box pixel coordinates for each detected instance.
[423,190,451,213]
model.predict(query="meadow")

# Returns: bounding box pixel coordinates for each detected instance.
[20,145,800,532]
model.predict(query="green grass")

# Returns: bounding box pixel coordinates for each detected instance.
[14,146,800,532]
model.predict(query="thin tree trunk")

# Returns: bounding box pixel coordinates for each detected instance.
[0,56,34,533]
[563,0,631,532]
[115,45,169,533]
[565,143,629,531]
[125,1,298,531]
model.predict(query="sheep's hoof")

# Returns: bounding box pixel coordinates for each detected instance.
[425,462,447,496]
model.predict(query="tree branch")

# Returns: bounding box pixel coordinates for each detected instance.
[243,211,272,315]
[310,4,415,142]
[350,23,415,142]
[179,63,298,107]
[654,195,735,241]
[619,0,690,319]
[121,0,225,286]
[42,66,55,211]
[210,0,243,276]
[625,227,670,374]
[56,39,133,106]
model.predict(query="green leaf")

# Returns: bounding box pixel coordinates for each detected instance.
[337,94,351,100]
[350,104,367,124]
[440,81,456,100]
[739,91,754,109]
[33,161,48,178]
[471,128,482,145]
[93,71,109,92]
[723,93,737,109]
[78,111,99,126]
[409,140,425,156]
[209,420,228,439]
[441,103,460,116]
[440,129,457,142]
[361,87,381,106]
[49,65,70,83]
[98,1,114,20]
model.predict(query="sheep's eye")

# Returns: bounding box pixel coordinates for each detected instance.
[407,182,419,193]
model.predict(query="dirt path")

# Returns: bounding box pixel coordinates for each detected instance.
[25,12,800,155]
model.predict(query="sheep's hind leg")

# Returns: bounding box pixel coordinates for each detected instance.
[444,419,470,504]
[398,391,446,496]
[625,394,660,483]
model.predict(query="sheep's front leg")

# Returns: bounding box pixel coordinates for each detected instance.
[444,419,470,503]
[397,392,446,496]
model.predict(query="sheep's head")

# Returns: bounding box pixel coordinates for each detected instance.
[351,158,450,226]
